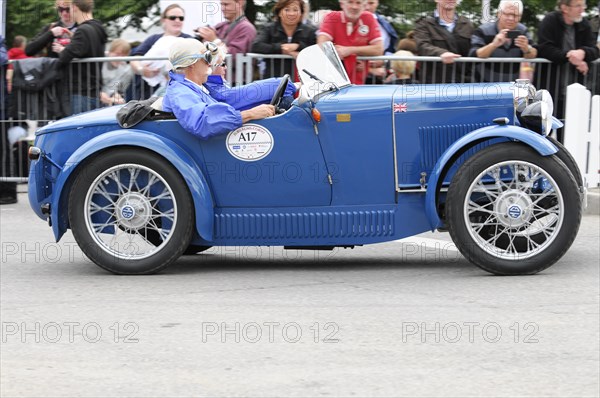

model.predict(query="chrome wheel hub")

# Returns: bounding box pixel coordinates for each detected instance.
[494,190,533,228]
[116,193,152,229]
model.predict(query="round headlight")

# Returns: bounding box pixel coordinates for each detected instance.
[535,90,554,135]
[519,89,555,135]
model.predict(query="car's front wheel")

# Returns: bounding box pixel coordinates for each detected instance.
[183,245,212,255]
[68,149,194,274]
[446,142,582,275]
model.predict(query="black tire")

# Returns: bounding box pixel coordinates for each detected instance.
[446,142,582,275]
[183,245,212,255]
[68,149,194,274]
[546,135,583,188]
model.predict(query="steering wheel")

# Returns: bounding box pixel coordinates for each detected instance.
[270,74,291,110]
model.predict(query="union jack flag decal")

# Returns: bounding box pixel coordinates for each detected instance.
[394,102,408,113]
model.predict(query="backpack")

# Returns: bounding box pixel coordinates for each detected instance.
[11,58,62,92]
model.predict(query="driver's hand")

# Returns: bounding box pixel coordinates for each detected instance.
[241,104,275,123]
[253,104,276,118]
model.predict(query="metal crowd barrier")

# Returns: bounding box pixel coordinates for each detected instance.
[1,54,599,183]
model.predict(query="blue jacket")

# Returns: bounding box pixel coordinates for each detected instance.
[162,71,243,139]
[376,14,399,55]
[204,76,296,111]
[0,36,8,65]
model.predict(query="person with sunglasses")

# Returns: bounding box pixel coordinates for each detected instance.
[162,39,275,139]
[25,1,78,58]
[52,0,107,114]
[128,4,193,100]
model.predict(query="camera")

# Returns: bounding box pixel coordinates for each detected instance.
[506,30,521,39]
[194,25,208,40]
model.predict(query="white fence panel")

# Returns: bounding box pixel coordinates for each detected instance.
[564,83,599,187]
[589,95,600,187]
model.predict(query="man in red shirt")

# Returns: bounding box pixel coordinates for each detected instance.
[317,0,383,84]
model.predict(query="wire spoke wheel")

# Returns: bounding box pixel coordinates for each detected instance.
[85,164,177,260]
[446,142,582,275]
[464,161,562,260]
[69,150,194,274]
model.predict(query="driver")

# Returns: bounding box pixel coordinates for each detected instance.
[162,38,275,139]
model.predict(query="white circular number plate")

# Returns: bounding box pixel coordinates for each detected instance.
[226,124,274,162]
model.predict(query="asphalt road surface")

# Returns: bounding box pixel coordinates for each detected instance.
[1,190,599,397]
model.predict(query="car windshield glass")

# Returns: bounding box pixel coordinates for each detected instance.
[296,42,351,99]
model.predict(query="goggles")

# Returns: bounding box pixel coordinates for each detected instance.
[205,41,220,65]
[171,42,221,69]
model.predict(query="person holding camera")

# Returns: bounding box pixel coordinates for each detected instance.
[194,0,256,82]
[469,0,536,82]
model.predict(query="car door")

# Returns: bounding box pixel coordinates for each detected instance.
[199,106,331,207]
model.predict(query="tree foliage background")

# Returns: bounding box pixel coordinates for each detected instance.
[5,0,161,45]
[5,0,592,47]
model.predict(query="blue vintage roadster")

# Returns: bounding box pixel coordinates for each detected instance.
[28,43,584,275]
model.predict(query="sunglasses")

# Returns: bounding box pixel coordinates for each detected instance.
[166,15,185,21]
[57,6,70,13]
[172,51,213,68]
[216,62,227,67]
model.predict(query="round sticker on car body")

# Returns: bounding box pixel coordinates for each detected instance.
[226,124,274,161]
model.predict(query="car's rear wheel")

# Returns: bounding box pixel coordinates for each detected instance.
[68,149,194,274]
[446,143,582,275]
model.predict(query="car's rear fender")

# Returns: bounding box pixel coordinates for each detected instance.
[425,124,558,230]
[49,130,214,242]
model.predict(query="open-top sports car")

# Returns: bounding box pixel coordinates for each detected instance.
[28,43,585,275]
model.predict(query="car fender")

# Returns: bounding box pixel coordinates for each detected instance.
[425,124,558,230]
[50,129,214,242]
